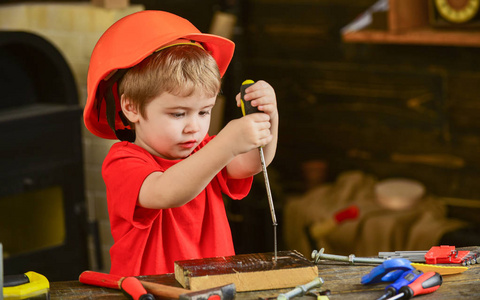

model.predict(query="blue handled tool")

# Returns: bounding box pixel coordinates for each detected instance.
[361,258,414,285]
[376,269,423,300]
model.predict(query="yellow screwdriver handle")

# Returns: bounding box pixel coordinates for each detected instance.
[240,79,259,116]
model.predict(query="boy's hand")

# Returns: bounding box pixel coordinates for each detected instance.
[220,113,273,156]
[236,80,278,120]
[222,80,279,178]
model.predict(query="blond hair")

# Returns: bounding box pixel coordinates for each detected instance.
[119,44,221,118]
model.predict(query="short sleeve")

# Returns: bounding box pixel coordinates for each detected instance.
[216,168,253,200]
[102,142,160,229]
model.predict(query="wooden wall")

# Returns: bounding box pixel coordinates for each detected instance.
[229,0,480,196]
[223,0,480,253]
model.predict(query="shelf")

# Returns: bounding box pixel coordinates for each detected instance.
[343,27,480,47]
[342,0,480,47]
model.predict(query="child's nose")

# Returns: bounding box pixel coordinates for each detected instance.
[184,117,201,133]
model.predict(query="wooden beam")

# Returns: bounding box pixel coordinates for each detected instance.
[174,251,318,292]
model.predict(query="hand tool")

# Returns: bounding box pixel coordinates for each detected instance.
[409,262,468,275]
[80,271,154,300]
[259,289,330,300]
[79,270,236,300]
[312,248,467,275]
[276,277,324,300]
[3,271,50,299]
[240,79,278,262]
[385,272,442,300]
[377,251,427,263]
[376,269,423,300]
[361,258,414,285]
[460,250,479,265]
[424,246,474,265]
[379,245,476,265]
[312,248,385,265]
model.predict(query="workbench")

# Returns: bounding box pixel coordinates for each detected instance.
[50,247,480,299]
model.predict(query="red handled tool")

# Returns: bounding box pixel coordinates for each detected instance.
[79,271,154,300]
[385,271,442,300]
[79,271,236,300]
[379,245,478,265]
[376,269,423,300]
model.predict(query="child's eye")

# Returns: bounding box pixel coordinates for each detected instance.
[199,110,211,116]
[171,112,185,118]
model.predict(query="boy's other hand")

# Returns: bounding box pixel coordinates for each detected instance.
[236,80,278,120]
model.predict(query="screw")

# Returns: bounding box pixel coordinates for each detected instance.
[311,248,385,265]
[277,277,324,300]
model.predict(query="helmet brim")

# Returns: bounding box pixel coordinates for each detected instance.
[84,11,235,140]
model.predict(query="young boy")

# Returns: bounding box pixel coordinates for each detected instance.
[83,10,278,276]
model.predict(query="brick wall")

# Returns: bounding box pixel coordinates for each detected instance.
[0,2,144,272]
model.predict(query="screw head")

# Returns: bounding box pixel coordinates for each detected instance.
[311,248,325,263]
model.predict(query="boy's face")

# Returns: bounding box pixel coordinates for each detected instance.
[133,90,216,159]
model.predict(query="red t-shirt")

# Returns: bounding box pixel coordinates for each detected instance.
[102,135,253,276]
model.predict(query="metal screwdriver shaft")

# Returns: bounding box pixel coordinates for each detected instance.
[258,146,278,262]
[241,80,278,262]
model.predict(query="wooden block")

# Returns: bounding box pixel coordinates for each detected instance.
[389,0,429,33]
[91,0,129,9]
[174,250,318,292]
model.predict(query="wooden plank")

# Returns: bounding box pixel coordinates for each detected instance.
[174,250,318,292]
[343,28,480,47]
[342,0,480,47]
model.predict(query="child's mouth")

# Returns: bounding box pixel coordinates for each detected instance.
[179,140,196,149]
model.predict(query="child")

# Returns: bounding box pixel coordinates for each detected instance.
[83,10,278,276]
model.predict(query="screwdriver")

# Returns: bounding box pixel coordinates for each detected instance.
[240,79,278,262]
[376,269,423,300]
[386,272,442,300]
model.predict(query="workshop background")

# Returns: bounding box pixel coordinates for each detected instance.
[1,0,480,281]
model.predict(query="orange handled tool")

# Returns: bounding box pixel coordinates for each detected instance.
[79,271,154,300]
[79,270,236,300]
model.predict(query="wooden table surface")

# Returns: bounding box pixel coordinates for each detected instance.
[50,247,480,299]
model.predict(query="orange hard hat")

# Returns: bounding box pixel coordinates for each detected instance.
[84,10,235,140]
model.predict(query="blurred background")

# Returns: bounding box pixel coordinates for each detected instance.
[1,0,480,281]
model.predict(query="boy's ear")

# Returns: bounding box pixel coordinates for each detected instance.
[120,94,139,123]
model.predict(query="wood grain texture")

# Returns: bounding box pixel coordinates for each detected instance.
[174,250,318,292]
[50,247,480,299]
